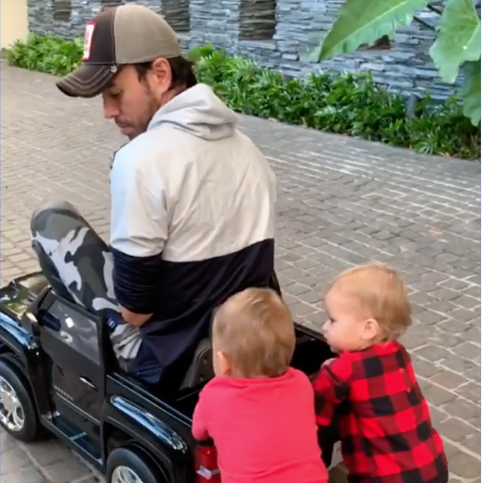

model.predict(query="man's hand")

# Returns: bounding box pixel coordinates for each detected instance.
[120,306,153,327]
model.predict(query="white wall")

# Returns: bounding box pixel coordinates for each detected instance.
[1,0,29,49]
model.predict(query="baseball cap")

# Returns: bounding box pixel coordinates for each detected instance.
[56,4,182,98]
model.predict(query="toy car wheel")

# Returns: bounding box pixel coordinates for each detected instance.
[0,360,40,442]
[106,446,167,483]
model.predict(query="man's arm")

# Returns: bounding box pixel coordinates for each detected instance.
[110,149,168,326]
[313,355,353,426]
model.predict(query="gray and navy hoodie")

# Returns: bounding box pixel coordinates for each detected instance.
[109,83,277,387]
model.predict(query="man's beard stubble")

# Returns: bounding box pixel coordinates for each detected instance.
[127,89,160,140]
[113,80,159,141]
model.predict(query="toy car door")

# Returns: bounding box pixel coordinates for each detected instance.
[37,290,104,437]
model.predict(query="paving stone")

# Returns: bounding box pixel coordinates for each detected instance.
[447,308,480,324]
[399,333,430,351]
[430,371,469,391]
[71,478,103,483]
[421,383,458,406]
[1,63,480,482]
[440,355,480,375]
[0,466,46,483]
[427,405,449,428]
[455,382,481,405]
[427,330,466,349]
[442,399,481,430]
[0,429,18,452]
[412,357,442,379]
[437,417,479,445]
[428,288,461,302]
[449,450,481,479]
[452,295,480,311]
[415,309,448,325]
[20,439,74,467]
[41,458,93,483]
[453,341,481,362]
[0,447,33,474]
[438,318,468,335]
[413,344,454,363]
[463,432,481,455]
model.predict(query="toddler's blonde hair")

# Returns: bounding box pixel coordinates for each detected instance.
[213,288,295,378]
[328,264,412,341]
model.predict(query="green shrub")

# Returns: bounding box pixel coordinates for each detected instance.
[7,34,83,76]
[7,35,480,160]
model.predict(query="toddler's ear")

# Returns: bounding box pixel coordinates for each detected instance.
[362,318,380,341]
[216,350,232,375]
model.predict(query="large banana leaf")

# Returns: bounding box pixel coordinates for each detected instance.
[460,59,481,125]
[317,0,429,60]
[429,0,481,84]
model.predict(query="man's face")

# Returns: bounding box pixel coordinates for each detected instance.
[102,61,171,140]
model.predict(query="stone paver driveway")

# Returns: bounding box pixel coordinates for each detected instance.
[1,63,480,483]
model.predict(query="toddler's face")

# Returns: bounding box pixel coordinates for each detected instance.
[322,288,379,353]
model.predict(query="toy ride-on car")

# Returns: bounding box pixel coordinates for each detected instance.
[0,272,343,483]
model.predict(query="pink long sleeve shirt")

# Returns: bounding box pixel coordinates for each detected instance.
[192,367,329,483]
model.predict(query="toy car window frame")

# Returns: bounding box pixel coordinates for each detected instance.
[40,290,103,366]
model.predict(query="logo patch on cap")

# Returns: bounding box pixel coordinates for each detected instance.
[83,21,96,61]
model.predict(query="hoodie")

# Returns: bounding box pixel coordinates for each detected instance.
[149,83,238,141]
[109,84,277,386]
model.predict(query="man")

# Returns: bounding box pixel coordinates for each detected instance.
[31,4,277,390]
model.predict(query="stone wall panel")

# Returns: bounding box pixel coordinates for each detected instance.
[27,0,460,99]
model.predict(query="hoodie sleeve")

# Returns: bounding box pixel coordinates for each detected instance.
[109,146,168,314]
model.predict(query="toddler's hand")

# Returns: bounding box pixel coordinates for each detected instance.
[322,358,337,368]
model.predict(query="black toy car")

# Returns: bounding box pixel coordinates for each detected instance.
[0,272,342,483]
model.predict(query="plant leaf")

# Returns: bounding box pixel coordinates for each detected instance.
[317,0,429,60]
[429,0,481,84]
[460,59,481,125]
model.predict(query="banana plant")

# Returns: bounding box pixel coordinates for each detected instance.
[316,0,481,125]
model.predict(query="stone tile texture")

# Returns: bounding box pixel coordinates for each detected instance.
[0,63,480,482]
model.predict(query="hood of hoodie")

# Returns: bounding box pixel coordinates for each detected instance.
[147,83,239,141]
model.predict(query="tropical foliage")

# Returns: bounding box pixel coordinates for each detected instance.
[5,34,481,159]
[316,0,481,125]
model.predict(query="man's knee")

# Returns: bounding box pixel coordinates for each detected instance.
[31,238,75,303]
[30,200,85,302]
[31,200,80,233]
[30,200,85,240]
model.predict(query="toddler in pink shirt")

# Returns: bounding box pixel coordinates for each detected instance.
[192,288,329,483]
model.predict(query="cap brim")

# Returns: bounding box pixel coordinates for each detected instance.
[56,64,117,98]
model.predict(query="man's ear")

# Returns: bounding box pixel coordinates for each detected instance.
[361,318,380,342]
[150,57,172,94]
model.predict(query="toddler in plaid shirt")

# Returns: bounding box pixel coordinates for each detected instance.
[313,264,448,483]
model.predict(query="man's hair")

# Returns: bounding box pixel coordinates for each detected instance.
[328,264,412,341]
[132,56,197,91]
[213,288,295,378]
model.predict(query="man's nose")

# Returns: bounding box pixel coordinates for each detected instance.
[103,99,120,119]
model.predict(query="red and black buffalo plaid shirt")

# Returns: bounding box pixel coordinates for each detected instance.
[313,341,448,483]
